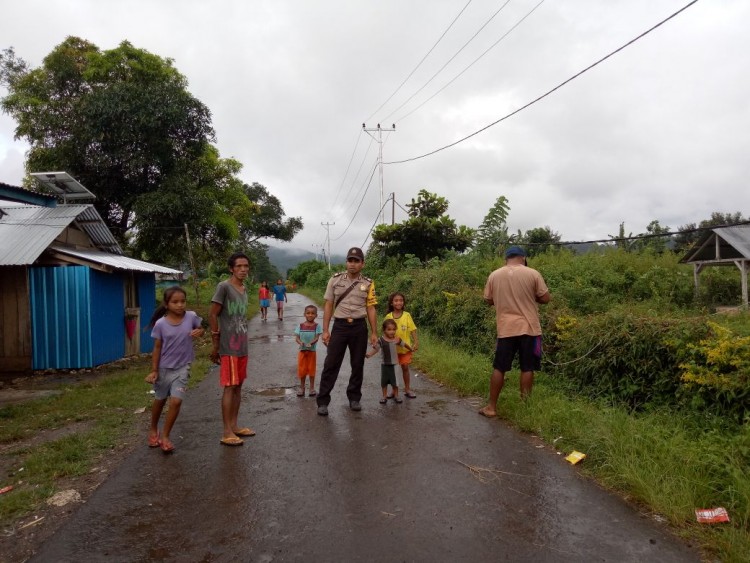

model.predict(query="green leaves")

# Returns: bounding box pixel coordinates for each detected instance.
[371,189,474,263]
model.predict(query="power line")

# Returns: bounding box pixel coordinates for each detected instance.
[329,131,362,211]
[332,136,375,217]
[380,0,513,124]
[331,161,379,242]
[393,0,547,124]
[364,0,474,124]
[361,194,395,249]
[385,0,701,165]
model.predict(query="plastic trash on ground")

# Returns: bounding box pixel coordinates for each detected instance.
[565,451,586,465]
[695,507,730,523]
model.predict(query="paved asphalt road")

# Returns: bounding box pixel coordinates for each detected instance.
[30,293,700,562]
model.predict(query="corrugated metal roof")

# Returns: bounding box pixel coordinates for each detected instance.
[680,225,750,263]
[0,204,85,265]
[0,203,123,265]
[49,244,182,274]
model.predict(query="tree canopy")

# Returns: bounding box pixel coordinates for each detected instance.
[370,189,474,263]
[0,38,302,265]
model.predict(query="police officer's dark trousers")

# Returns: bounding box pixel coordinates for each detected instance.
[316,318,368,406]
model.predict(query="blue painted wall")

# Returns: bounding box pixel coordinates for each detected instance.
[29,265,157,369]
[138,274,156,354]
[90,269,126,366]
[30,265,92,369]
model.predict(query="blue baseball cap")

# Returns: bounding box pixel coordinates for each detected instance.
[504,245,527,258]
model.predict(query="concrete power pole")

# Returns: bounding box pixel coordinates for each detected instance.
[320,222,334,270]
[362,123,396,224]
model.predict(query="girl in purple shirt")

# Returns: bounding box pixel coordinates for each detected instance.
[145,286,204,453]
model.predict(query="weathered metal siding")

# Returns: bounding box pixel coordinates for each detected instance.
[30,266,92,369]
[138,274,156,354]
[90,270,126,365]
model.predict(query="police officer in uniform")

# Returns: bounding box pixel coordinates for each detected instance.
[316,247,378,416]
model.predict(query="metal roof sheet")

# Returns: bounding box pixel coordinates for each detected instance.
[0,204,84,265]
[49,244,182,274]
[0,203,123,265]
[679,225,750,263]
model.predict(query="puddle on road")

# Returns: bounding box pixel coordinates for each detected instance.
[251,387,295,397]
[248,335,296,344]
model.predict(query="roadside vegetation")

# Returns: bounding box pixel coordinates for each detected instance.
[292,247,750,562]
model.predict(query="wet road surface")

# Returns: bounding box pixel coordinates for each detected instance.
[31,293,700,562]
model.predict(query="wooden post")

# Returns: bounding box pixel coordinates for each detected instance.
[184,224,200,302]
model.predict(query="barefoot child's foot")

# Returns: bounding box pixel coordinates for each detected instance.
[478,406,497,418]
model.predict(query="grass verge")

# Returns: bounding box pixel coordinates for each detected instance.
[414,331,750,563]
[0,353,213,528]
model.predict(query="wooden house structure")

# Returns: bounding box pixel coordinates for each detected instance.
[0,174,181,373]
[679,225,750,309]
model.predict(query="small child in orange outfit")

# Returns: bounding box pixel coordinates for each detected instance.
[294,305,323,397]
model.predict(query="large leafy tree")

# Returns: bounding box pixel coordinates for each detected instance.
[240,182,303,245]
[370,189,474,263]
[1,38,214,239]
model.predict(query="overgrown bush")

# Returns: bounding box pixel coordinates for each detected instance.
[677,321,750,420]
[546,308,708,409]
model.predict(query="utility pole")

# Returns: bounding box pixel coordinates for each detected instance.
[184,223,200,302]
[320,221,334,270]
[362,123,396,224]
[391,192,395,225]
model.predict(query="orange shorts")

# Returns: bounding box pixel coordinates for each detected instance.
[398,352,413,366]
[219,355,248,387]
[297,350,317,378]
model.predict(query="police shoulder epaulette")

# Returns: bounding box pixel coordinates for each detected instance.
[361,275,372,282]
[333,272,345,277]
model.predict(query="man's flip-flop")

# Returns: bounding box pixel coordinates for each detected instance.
[220,437,244,446]
[148,432,161,448]
[478,407,497,418]
[160,441,175,454]
[308,390,317,397]
[234,428,256,437]
[297,391,305,397]
[404,392,417,399]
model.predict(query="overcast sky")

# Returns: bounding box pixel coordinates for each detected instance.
[1,0,748,257]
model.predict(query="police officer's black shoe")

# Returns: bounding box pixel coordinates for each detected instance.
[317,405,328,416]
[349,401,362,411]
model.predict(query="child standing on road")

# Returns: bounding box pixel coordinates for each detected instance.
[258,281,270,322]
[145,286,204,453]
[367,319,412,404]
[272,278,287,321]
[384,292,419,399]
[294,305,323,397]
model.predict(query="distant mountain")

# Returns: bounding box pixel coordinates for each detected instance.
[266,246,348,276]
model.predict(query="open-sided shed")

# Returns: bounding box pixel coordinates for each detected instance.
[679,225,750,309]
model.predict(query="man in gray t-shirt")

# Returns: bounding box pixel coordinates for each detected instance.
[209,253,254,446]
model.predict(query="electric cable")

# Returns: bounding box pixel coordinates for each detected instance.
[331,161,379,241]
[360,194,394,248]
[380,0,512,123]
[364,0,474,124]
[393,0,546,124]
[385,0,701,165]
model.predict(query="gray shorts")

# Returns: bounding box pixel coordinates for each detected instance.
[153,364,190,400]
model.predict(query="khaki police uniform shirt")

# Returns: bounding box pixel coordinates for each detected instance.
[324,272,377,319]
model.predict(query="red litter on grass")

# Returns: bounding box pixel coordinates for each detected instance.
[695,507,730,523]
[0,485,13,495]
